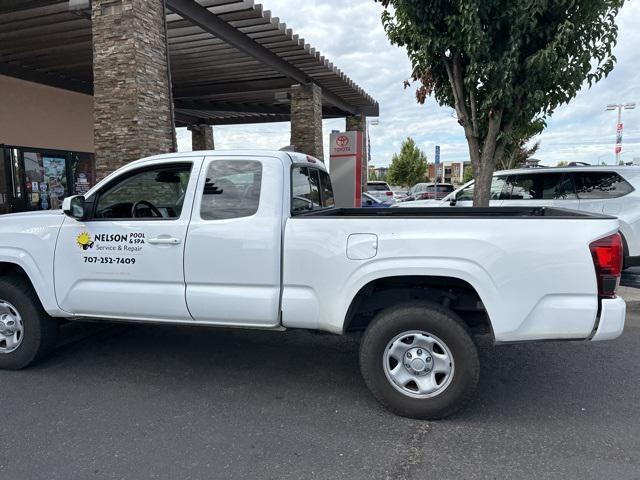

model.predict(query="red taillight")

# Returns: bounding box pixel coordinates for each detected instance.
[385,191,393,196]
[589,233,623,299]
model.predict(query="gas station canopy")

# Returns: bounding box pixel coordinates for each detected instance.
[0,0,379,126]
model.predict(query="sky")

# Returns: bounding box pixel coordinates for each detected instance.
[176,0,640,167]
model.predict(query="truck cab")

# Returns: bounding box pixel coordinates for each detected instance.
[54,151,332,326]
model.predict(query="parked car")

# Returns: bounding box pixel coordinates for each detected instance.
[403,182,455,202]
[367,181,395,205]
[398,166,640,269]
[392,190,409,202]
[0,151,626,420]
[362,192,391,208]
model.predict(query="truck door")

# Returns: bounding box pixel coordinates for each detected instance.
[183,155,283,327]
[54,158,202,320]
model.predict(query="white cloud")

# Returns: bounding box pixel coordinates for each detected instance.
[178,0,640,167]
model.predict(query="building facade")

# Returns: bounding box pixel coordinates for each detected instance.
[0,0,378,214]
[428,161,470,184]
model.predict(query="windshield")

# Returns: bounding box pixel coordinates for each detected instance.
[445,181,474,201]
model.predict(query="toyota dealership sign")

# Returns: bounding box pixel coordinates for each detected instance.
[330,131,358,156]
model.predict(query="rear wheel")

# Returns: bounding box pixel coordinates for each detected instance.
[0,276,59,370]
[359,301,479,419]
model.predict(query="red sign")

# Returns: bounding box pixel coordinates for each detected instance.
[336,135,349,147]
[615,145,622,154]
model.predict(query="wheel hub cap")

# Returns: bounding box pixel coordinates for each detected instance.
[0,314,17,335]
[383,331,454,399]
[404,348,433,376]
[0,301,24,354]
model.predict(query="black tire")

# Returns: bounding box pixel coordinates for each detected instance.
[0,275,59,370]
[359,301,479,420]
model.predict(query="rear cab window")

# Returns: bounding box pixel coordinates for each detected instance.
[292,166,335,214]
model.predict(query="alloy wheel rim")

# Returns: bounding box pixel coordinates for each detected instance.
[383,330,454,399]
[0,300,24,354]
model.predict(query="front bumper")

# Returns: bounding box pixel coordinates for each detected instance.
[591,297,626,341]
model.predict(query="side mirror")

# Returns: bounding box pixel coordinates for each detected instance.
[62,195,86,220]
[365,200,374,206]
[449,196,458,207]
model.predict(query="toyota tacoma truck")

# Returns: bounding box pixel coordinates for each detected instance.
[0,151,627,419]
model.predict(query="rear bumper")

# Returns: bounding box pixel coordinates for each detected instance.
[591,297,626,341]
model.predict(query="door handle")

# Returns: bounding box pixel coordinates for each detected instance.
[148,237,181,245]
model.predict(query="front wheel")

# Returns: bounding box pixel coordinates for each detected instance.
[0,275,59,370]
[359,301,479,419]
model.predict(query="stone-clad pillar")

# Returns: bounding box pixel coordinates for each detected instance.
[92,0,175,180]
[347,114,367,194]
[188,124,215,151]
[290,83,323,160]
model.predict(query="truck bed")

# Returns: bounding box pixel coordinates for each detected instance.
[301,206,614,219]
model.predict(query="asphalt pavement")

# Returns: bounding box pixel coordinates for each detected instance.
[1,303,639,479]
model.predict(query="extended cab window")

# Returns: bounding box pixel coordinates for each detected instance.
[573,171,633,199]
[94,163,192,219]
[200,160,262,220]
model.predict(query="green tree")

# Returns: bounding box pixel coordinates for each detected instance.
[387,138,428,187]
[378,0,624,205]
[463,164,474,183]
[497,121,542,170]
[368,169,378,181]
[557,161,569,167]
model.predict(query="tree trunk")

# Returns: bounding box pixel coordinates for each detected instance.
[472,110,503,207]
[473,157,496,207]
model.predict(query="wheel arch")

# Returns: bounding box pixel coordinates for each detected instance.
[342,274,494,340]
[0,255,60,315]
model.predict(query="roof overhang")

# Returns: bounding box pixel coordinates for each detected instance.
[0,0,379,126]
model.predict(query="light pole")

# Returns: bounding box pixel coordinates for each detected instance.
[367,118,379,178]
[606,102,636,165]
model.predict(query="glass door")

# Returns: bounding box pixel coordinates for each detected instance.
[22,151,69,210]
[0,146,8,214]
[5,147,26,213]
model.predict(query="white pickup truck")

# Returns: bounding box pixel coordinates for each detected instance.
[0,151,627,419]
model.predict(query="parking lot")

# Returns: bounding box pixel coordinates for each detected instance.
[1,298,639,480]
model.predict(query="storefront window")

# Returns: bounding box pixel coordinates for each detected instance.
[0,147,96,214]
[23,151,69,210]
[70,152,95,196]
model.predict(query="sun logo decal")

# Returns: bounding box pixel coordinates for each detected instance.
[76,232,94,250]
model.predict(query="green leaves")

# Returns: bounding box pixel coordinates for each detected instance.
[377,0,625,204]
[387,138,429,187]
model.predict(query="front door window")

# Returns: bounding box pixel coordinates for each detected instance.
[94,164,191,220]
